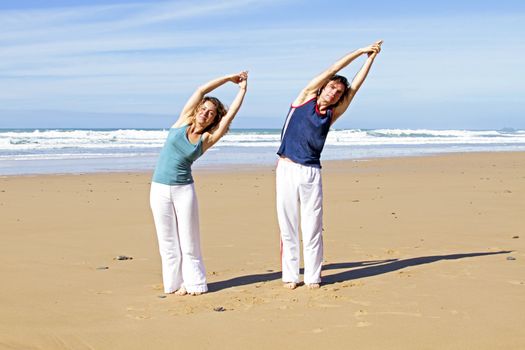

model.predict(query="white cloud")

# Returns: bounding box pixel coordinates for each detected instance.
[0,1,523,128]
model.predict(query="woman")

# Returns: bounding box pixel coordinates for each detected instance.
[150,71,248,295]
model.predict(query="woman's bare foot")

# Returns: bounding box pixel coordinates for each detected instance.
[307,283,320,289]
[283,282,298,290]
[175,286,187,296]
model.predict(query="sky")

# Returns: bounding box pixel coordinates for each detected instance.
[1,0,524,129]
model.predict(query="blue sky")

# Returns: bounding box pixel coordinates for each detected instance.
[1,0,524,129]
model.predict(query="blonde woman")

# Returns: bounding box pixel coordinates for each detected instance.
[151,71,248,295]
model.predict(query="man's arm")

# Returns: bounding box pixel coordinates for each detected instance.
[332,48,380,124]
[292,40,382,107]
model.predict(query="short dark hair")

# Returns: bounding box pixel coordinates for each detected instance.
[317,75,350,107]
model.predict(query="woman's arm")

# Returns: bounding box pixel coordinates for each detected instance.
[173,73,244,128]
[293,40,382,106]
[202,73,248,152]
[332,48,381,123]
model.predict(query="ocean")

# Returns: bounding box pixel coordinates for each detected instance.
[1,128,525,175]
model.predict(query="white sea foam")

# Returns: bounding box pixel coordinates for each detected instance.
[325,129,525,146]
[0,152,153,161]
[0,129,166,151]
[2,128,525,153]
[1,128,525,175]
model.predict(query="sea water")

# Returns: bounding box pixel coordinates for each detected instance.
[1,128,524,175]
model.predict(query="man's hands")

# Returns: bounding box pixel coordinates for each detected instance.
[361,40,383,57]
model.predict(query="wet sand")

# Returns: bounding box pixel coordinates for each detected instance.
[1,152,524,349]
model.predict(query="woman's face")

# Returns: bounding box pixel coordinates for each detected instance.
[195,100,218,128]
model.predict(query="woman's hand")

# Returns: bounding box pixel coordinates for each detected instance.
[230,71,248,84]
[238,71,248,90]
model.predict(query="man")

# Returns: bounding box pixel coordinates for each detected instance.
[276,40,382,289]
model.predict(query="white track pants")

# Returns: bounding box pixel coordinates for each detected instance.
[150,182,207,294]
[276,159,323,284]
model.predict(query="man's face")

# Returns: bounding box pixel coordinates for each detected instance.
[320,81,346,105]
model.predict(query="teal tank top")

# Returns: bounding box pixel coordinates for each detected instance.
[152,124,203,185]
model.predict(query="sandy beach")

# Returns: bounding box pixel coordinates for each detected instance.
[1,152,524,349]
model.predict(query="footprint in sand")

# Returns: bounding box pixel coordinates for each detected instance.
[349,299,371,306]
[126,307,151,320]
[354,309,371,327]
[386,249,399,255]
[94,290,113,295]
[317,303,340,308]
[354,309,368,317]
[345,281,365,288]
[508,280,525,286]
[151,284,163,291]
[375,311,422,317]
[126,314,151,320]
[230,295,265,310]
[397,270,413,277]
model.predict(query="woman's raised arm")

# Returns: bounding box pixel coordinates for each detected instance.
[202,72,248,151]
[173,73,246,128]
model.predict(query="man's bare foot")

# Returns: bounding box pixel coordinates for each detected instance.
[283,282,298,290]
[175,286,187,296]
[307,283,320,289]
[188,291,205,296]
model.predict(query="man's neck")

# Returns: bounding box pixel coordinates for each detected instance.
[317,100,330,114]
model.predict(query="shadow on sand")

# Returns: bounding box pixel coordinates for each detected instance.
[208,250,512,293]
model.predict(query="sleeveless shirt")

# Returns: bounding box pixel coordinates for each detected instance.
[152,124,203,185]
[277,97,332,168]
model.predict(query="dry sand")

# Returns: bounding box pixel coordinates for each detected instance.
[1,152,524,349]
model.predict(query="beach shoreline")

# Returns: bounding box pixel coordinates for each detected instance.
[2,149,525,178]
[2,127,525,176]
[1,151,524,349]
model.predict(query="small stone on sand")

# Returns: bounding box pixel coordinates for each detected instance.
[114,255,133,260]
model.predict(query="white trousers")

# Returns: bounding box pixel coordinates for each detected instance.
[276,159,323,284]
[150,182,207,293]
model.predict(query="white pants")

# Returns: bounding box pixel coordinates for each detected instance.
[276,159,323,284]
[150,182,207,293]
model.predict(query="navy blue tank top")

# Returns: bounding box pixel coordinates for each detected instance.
[277,98,332,168]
